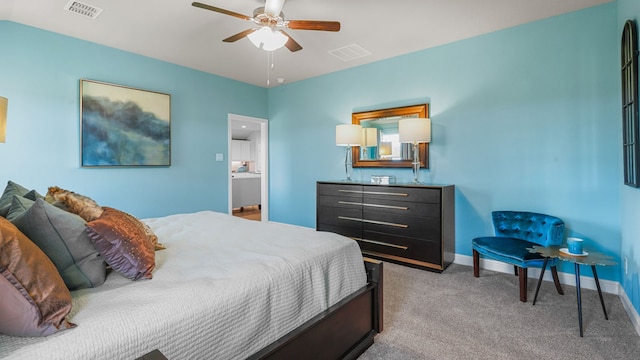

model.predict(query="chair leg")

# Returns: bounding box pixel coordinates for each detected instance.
[518,267,528,302]
[514,265,518,276]
[551,266,564,295]
[473,249,480,277]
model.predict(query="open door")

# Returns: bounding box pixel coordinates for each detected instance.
[228,114,268,222]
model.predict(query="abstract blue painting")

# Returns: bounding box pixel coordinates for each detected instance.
[81,79,171,167]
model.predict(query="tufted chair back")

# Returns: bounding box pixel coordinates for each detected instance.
[492,211,564,247]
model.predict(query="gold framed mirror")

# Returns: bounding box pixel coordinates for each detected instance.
[352,104,429,168]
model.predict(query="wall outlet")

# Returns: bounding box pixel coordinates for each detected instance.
[215,153,223,162]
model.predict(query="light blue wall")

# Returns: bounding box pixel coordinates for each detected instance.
[0,21,267,218]
[618,0,640,318]
[269,4,622,281]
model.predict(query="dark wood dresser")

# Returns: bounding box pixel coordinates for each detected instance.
[316,181,455,272]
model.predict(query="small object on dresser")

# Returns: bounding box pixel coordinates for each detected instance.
[370,175,396,185]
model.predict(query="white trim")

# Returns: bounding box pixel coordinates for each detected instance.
[619,286,640,337]
[227,114,269,222]
[454,254,640,336]
[454,254,619,294]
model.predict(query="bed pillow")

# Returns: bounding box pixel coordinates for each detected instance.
[139,218,165,251]
[86,207,155,280]
[0,217,76,336]
[0,181,30,217]
[10,199,107,290]
[45,186,104,222]
[5,195,35,221]
[23,189,44,201]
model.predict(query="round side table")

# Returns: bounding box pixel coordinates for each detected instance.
[527,245,616,337]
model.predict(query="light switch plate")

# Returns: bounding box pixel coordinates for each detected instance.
[215,153,223,161]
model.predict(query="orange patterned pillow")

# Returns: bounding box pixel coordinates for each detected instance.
[45,186,103,222]
[139,218,165,251]
[86,207,155,280]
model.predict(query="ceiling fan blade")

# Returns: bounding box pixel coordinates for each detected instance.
[192,2,252,21]
[223,29,257,43]
[264,0,286,18]
[281,31,302,52]
[287,20,340,32]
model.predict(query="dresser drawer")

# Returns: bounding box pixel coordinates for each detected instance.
[317,206,362,230]
[362,213,441,240]
[362,199,441,218]
[318,194,364,210]
[317,224,361,239]
[362,185,441,204]
[357,232,442,265]
[317,183,363,199]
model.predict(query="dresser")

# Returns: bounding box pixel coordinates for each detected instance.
[316,181,455,272]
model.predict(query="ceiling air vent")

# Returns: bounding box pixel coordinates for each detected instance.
[328,44,372,62]
[64,1,103,19]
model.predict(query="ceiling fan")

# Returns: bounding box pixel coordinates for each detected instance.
[192,0,340,52]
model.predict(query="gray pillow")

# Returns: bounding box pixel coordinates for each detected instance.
[5,195,34,221]
[10,199,107,290]
[23,189,45,201]
[0,181,29,217]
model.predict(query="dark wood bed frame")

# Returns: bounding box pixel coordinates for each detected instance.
[248,258,384,360]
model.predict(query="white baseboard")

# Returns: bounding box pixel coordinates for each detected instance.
[619,286,640,337]
[454,254,640,337]
[454,254,619,293]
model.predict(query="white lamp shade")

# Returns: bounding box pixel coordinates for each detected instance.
[399,118,431,143]
[362,127,378,147]
[336,124,362,146]
[247,27,288,51]
[0,97,7,143]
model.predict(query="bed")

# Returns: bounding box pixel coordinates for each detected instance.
[0,210,383,359]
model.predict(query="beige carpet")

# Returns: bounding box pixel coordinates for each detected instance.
[358,262,640,360]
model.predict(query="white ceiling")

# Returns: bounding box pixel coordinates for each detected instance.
[2,0,612,88]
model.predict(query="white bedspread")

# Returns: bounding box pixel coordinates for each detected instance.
[0,211,367,359]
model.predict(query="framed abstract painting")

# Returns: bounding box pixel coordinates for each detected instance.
[80,79,171,167]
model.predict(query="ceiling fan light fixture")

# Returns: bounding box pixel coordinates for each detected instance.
[248,27,288,51]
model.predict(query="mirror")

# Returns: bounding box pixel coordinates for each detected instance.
[352,104,429,168]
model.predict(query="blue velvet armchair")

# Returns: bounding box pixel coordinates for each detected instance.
[472,211,565,302]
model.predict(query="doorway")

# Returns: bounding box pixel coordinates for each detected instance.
[228,114,268,222]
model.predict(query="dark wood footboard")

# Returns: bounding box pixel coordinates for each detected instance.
[248,258,384,360]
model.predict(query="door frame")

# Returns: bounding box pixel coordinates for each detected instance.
[228,113,269,222]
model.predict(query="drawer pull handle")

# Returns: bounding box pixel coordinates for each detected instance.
[355,238,408,250]
[362,191,408,197]
[338,216,408,228]
[338,189,364,194]
[337,201,363,206]
[337,201,408,210]
[363,219,409,228]
[338,200,409,210]
[337,189,409,197]
[338,216,364,222]
[363,203,408,210]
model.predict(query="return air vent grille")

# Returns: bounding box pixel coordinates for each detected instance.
[64,1,103,19]
[328,44,372,62]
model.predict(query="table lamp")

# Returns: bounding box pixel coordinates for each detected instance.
[399,118,431,183]
[336,124,362,181]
